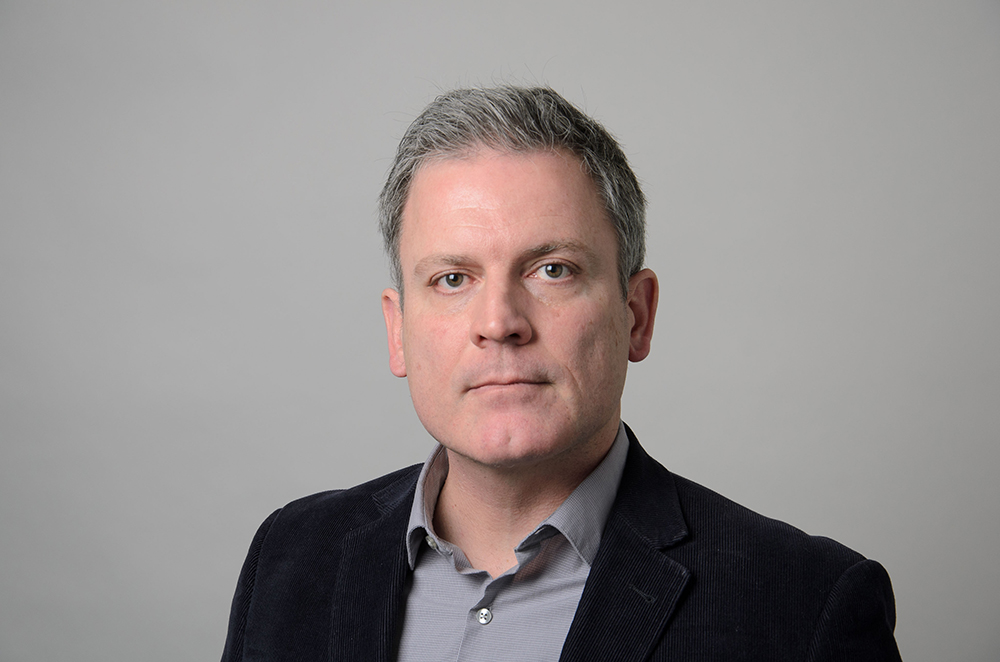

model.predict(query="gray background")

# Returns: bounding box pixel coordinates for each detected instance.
[1,1,998,660]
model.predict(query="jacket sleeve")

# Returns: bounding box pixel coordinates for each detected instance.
[805,559,902,662]
[221,509,282,662]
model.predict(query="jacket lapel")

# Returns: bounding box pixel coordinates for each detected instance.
[559,427,691,662]
[328,471,417,662]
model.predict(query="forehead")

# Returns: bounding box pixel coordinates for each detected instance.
[398,149,613,260]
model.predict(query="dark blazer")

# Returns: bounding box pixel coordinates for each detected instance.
[222,427,901,661]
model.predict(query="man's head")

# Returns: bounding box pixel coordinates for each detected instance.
[378,87,658,475]
[378,86,646,299]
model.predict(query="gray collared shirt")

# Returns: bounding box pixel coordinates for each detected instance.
[396,422,630,661]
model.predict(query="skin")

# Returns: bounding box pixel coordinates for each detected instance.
[381,148,658,576]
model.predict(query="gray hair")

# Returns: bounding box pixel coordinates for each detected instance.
[378,86,646,298]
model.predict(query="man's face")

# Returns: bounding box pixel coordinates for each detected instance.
[381,149,656,471]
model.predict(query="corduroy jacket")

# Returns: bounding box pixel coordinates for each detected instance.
[222,426,901,661]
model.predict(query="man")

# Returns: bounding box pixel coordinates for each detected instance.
[222,86,901,661]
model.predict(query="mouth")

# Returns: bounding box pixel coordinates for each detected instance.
[467,378,548,392]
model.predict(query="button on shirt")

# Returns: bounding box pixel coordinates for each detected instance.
[396,423,630,661]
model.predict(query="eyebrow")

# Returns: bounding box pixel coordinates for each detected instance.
[413,253,469,278]
[524,241,598,261]
[412,241,601,278]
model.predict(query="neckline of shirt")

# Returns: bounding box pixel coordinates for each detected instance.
[404,422,631,571]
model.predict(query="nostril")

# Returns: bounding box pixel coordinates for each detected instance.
[468,284,534,345]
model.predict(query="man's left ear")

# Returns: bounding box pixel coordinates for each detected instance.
[626,268,658,362]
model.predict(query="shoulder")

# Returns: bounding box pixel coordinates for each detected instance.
[221,465,422,662]
[258,463,422,544]
[669,472,864,571]
[620,454,899,658]
[658,471,898,658]
[617,430,865,573]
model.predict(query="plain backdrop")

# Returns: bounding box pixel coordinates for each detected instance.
[1,1,998,660]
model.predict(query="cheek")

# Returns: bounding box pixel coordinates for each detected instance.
[403,317,460,381]
[559,304,630,377]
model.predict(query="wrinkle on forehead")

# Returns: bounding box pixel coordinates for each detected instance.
[409,149,588,217]
[399,148,613,283]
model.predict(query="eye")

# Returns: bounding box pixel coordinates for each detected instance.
[438,273,465,288]
[538,263,569,280]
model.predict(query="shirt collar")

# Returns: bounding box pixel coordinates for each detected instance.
[404,422,630,570]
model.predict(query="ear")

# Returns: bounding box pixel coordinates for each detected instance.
[381,288,407,377]
[625,269,658,362]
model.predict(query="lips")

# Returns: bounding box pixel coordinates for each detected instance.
[465,374,550,392]
[468,379,546,390]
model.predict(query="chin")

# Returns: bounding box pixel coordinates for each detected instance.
[449,417,579,469]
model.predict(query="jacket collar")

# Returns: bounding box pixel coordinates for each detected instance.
[558,424,692,661]
[328,466,419,662]
[611,423,689,547]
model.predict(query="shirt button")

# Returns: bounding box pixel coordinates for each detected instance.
[476,608,493,625]
[425,535,438,550]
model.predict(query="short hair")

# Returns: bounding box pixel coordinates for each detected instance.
[378,86,646,298]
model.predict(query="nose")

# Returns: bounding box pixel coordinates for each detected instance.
[470,278,533,346]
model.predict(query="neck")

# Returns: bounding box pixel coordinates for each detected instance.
[431,432,617,578]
